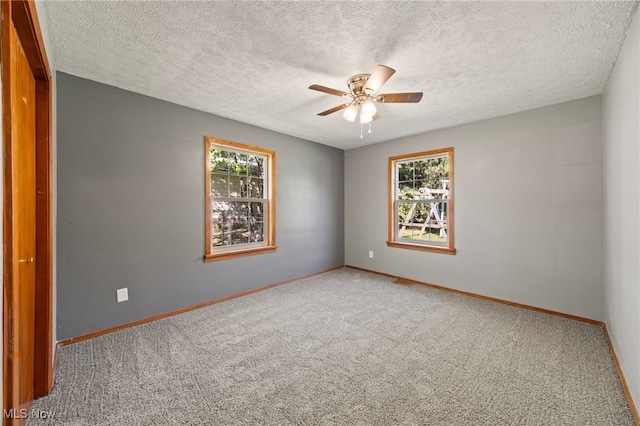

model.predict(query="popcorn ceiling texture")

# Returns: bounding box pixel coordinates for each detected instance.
[43,1,638,149]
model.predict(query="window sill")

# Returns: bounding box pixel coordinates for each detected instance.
[204,245,277,263]
[386,241,456,255]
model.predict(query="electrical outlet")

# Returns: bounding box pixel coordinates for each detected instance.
[116,287,128,303]
[368,250,374,259]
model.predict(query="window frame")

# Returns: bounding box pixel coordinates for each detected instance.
[387,147,456,255]
[204,137,276,262]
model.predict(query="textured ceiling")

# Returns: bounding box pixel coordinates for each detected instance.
[43,1,638,150]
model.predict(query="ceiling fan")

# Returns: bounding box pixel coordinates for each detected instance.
[309,65,423,136]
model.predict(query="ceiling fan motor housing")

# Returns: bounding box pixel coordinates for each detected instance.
[347,74,370,95]
[348,74,375,105]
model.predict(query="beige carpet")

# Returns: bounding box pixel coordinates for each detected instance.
[28,268,634,425]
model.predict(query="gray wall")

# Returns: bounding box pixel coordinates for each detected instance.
[56,72,344,340]
[603,7,639,410]
[345,96,604,321]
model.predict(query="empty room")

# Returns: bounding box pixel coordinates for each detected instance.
[2,1,639,425]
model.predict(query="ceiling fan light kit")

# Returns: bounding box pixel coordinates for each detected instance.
[309,64,423,138]
[360,100,377,119]
[343,104,358,122]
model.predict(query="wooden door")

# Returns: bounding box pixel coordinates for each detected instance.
[2,1,53,422]
[6,19,37,413]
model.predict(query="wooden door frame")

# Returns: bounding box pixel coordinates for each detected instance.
[2,0,54,411]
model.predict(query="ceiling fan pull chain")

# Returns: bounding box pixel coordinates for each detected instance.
[360,123,364,139]
[368,121,372,134]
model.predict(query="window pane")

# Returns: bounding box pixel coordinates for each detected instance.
[211,201,230,215]
[211,201,266,247]
[249,178,264,198]
[430,200,447,225]
[227,201,249,246]
[412,202,429,224]
[414,160,428,181]
[438,201,448,221]
[251,221,264,243]
[424,156,449,189]
[249,202,264,219]
[239,177,250,198]
[228,202,247,219]
[415,180,431,197]
[212,202,246,232]
[427,220,448,243]
[398,182,416,200]
[226,152,238,175]
[226,152,249,176]
[211,150,229,173]
[249,156,264,178]
[425,223,436,242]
[210,174,228,197]
[397,201,413,227]
[211,218,223,247]
[211,218,231,247]
[397,162,413,181]
[239,153,249,176]
[397,201,448,244]
[229,176,243,197]
[230,219,249,245]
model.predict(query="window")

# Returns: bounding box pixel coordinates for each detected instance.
[204,137,276,262]
[388,147,455,255]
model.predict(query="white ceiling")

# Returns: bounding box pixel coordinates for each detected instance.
[42,1,638,150]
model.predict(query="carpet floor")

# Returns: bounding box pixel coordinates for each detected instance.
[28,268,634,425]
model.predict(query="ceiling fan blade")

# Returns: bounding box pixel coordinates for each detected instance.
[372,112,380,121]
[309,84,349,97]
[317,103,350,116]
[376,92,423,103]
[363,65,395,93]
